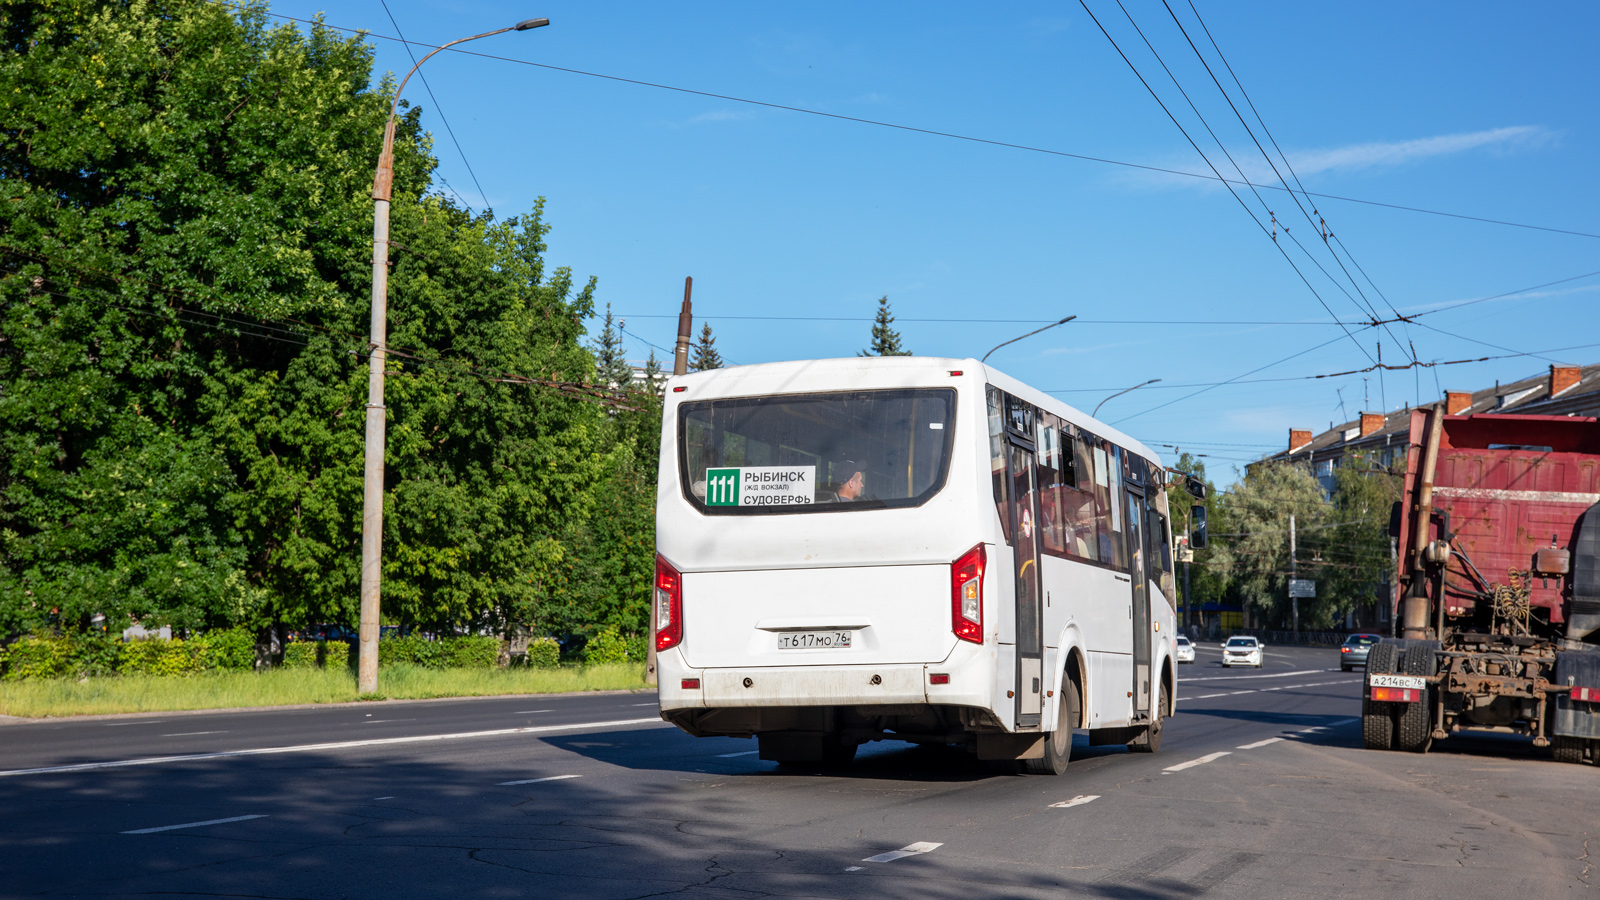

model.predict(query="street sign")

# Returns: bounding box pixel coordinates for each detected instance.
[1288,579,1316,598]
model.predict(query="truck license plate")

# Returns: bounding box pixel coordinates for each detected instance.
[777,631,852,649]
[1369,674,1425,689]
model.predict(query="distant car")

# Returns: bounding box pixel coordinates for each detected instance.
[1174,635,1196,663]
[1222,636,1264,668]
[1338,633,1382,671]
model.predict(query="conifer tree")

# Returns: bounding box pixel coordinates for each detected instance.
[690,322,723,371]
[859,295,911,356]
[642,350,665,395]
[591,303,633,388]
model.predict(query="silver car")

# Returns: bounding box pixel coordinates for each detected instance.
[1339,633,1382,671]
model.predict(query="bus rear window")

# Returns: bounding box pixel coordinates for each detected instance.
[678,389,956,514]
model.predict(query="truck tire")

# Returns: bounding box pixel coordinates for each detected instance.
[1551,735,1587,765]
[1396,643,1435,753]
[1024,685,1078,775]
[1128,682,1164,754]
[1362,642,1398,751]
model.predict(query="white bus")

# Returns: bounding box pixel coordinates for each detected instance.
[654,356,1181,773]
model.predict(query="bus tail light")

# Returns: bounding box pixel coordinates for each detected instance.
[655,554,683,651]
[951,544,985,644]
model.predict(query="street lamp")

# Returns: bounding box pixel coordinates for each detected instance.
[980,315,1077,363]
[359,17,550,695]
[1092,378,1161,417]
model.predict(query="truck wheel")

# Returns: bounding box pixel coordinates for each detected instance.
[1128,682,1165,754]
[1396,644,1434,753]
[1362,643,1398,751]
[1551,735,1587,765]
[1024,685,1078,775]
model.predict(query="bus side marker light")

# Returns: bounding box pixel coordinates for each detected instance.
[1573,686,1597,702]
[673,386,686,393]
[681,678,700,689]
[1370,687,1420,703]
[948,370,963,376]
[951,544,986,644]
[929,673,949,685]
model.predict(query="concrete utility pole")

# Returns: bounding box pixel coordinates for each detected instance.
[673,276,693,377]
[358,17,550,696]
[1289,513,1299,636]
[648,276,692,688]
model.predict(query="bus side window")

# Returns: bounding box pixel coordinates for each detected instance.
[1060,424,1098,562]
[1035,414,1065,555]
[988,386,1010,543]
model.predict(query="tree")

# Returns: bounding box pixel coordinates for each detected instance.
[1208,461,1329,628]
[0,1,632,649]
[591,303,634,390]
[1164,452,1230,626]
[690,322,722,371]
[859,295,911,356]
[1309,453,1400,628]
[642,350,665,397]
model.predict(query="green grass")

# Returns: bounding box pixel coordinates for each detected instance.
[0,663,649,718]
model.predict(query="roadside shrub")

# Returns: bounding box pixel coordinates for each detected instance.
[527,637,560,669]
[121,638,203,676]
[68,633,123,678]
[1,635,74,680]
[381,634,443,668]
[584,626,639,665]
[193,629,256,671]
[322,640,350,670]
[445,636,499,668]
[281,641,319,669]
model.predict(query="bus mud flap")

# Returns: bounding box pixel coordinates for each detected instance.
[977,732,1045,760]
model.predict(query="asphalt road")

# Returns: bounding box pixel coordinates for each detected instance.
[1,644,1594,899]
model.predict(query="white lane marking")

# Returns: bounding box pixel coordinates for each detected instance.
[498,774,581,786]
[863,841,943,863]
[1176,678,1360,704]
[632,702,658,707]
[374,797,395,800]
[362,719,416,724]
[0,717,668,778]
[845,866,866,872]
[1163,751,1231,773]
[1049,794,1101,809]
[122,814,267,834]
[1237,738,1283,750]
[513,710,552,714]
[715,750,759,758]
[105,721,165,727]
[161,731,228,737]
[1288,716,1362,738]
[1182,669,1329,682]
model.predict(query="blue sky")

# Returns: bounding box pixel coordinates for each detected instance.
[266,1,1600,480]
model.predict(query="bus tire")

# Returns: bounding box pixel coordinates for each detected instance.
[1129,682,1164,754]
[1024,686,1078,775]
[1552,735,1587,765]
[1362,643,1398,751]
[1396,644,1434,753]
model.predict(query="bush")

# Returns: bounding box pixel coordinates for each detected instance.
[584,626,642,665]
[68,632,124,677]
[527,637,560,669]
[192,629,256,671]
[322,639,350,670]
[380,635,499,669]
[2,635,74,680]
[445,636,499,668]
[122,638,203,676]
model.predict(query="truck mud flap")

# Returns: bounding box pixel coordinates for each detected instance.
[1553,650,1600,740]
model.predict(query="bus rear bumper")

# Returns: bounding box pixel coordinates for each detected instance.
[659,660,991,712]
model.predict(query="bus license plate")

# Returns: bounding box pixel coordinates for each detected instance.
[777,631,852,650]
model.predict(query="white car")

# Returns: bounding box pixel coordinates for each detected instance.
[1174,635,1196,663]
[1222,636,1264,668]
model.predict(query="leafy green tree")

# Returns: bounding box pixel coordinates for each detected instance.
[859,295,911,356]
[1164,453,1230,626]
[1209,460,1329,628]
[690,322,722,371]
[1304,453,1399,628]
[0,1,639,651]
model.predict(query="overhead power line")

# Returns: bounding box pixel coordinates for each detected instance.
[261,11,1600,242]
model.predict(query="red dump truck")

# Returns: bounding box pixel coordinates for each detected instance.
[1364,409,1600,763]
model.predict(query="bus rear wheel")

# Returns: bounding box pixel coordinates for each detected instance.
[1129,683,1165,754]
[1024,686,1078,775]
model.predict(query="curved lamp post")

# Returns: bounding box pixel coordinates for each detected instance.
[359,18,550,695]
[1092,378,1161,417]
[980,315,1077,363]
